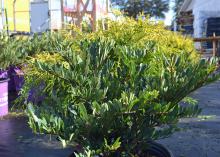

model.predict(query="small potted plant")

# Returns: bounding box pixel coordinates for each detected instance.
[0,33,26,116]
[0,33,11,116]
[0,69,10,116]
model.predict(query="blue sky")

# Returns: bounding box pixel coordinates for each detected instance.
[164,1,175,25]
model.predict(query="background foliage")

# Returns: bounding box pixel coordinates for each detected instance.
[111,0,170,18]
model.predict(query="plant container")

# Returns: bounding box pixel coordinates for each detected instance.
[0,78,10,117]
[69,141,173,157]
[8,66,24,93]
[143,141,174,157]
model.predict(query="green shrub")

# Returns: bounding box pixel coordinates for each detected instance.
[24,32,76,55]
[0,31,73,71]
[95,17,198,59]
[20,17,218,156]
[0,33,25,70]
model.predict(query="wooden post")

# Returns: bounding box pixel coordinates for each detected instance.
[200,42,204,56]
[91,0,96,31]
[63,0,99,31]
[106,0,109,13]
[60,0,64,29]
[213,33,217,57]
[5,9,9,36]
[13,0,17,32]
[76,0,81,29]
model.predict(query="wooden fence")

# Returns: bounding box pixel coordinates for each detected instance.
[194,34,220,57]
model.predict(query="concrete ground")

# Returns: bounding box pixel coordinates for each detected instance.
[158,81,220,157]
[0,116,73,157]
[1,81,220,157]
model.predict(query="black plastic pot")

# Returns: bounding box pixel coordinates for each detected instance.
[144,141,173,157]
[69,141,173,157]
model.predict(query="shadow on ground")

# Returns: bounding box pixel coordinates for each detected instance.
[0,117,73,157]
[158,81,220,157]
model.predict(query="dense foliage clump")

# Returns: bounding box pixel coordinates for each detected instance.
[18,17,218,156]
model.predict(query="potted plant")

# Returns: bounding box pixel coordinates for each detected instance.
[0,31,75,114]
[0,34,25,92]
[0,33,12,116]
[0,69,10,117]
[0,33,27,115]
[20,17,219,157]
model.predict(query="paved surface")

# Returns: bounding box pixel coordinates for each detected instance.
[2,81,220,157]
[0,117,73,157]
[158,81,220,157]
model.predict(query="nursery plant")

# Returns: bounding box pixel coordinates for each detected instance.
[0,33,24,70]
[20,17,219,156]
[0,31,76,115]
[1,31,76,91]
[0,33,23,116]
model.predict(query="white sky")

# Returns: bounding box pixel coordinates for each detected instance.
[164,1,175,25]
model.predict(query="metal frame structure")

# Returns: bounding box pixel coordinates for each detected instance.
[2,0,31,32]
